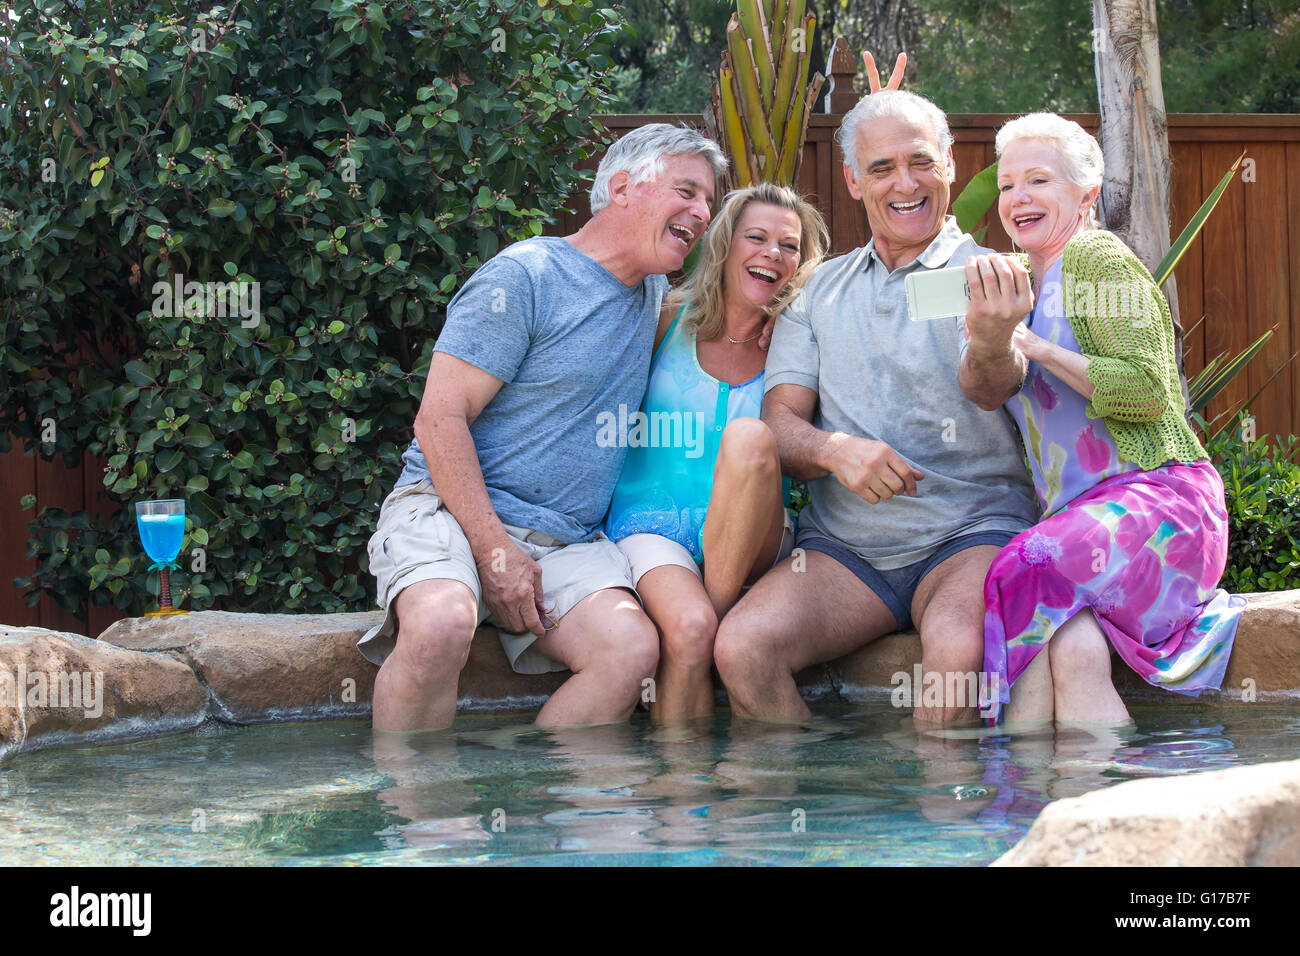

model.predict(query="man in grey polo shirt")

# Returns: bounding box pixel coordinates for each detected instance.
[713,90,1038,726]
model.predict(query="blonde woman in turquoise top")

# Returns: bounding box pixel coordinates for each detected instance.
[606,183,829,721]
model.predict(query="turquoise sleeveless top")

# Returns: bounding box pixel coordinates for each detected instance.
[605,306,790,562]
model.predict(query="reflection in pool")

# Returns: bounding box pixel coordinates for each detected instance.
[1,703,1296,865]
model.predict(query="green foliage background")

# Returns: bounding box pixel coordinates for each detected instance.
[1202,415,1300,594]
[0,0,624,618]
[608,0,1300,114]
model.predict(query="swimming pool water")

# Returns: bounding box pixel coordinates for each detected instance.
[2,703,1297,866]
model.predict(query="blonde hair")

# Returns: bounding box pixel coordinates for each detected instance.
[673,183,829,341]
[996,112,1105,229]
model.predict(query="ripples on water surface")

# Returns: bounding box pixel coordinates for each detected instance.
[1,704,1296,866]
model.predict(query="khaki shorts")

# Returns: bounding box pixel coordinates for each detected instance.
[358,479,638,675]
[617,509,797,587]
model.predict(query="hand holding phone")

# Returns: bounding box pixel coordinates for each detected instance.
[905,254,1032,326]
[962,254,1033,344]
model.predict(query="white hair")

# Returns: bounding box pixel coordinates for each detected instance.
[837,90,954,178]
[996,113,1105,227]
[589,124,728,216]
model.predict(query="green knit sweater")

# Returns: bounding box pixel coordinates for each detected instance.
[1018,230,1206,470]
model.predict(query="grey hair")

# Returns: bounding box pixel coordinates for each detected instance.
[589,123,728,216]
[837,90,954,178]
[996,113,1105,227]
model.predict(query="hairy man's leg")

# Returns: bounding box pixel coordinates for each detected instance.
[373,578,478,732]
[714,550,897,720]
[910,545,1003,728]
[529,588,660,728]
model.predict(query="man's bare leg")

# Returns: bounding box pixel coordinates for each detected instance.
[372,578,478,732]
[637,566,719,722]
[700,417,786,619]
[908,545,1001,728]
[530,588,659,727]
[714,550,898,720]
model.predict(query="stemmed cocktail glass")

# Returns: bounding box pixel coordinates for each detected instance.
[135,499,189,616]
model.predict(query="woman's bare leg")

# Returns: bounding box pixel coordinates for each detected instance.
[638,565,719,722]
[1002,646,1054,730]
[1049,610,1132,725]
[701,417,785,619]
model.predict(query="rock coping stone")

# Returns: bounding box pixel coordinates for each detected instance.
[0,589,1296,765]
[98,610,380,723]
[993,757,1300,866]
[0,625,207,764]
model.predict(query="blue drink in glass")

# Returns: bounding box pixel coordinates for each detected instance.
[134,499,188,616]
[136,513,185,564]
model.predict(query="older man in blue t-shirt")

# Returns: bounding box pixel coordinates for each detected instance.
[359,124,727,731]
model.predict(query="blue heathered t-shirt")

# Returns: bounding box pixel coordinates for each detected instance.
[395,236,669,544]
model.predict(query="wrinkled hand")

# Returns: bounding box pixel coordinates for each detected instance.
[863,51,907,93]
[964,254,1033,351]
[476,538,555,637]
[829,436,925,504]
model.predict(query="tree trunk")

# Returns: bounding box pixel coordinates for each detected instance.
[1092,0,1190,412]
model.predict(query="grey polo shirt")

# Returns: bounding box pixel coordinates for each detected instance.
[765,216,1037,570]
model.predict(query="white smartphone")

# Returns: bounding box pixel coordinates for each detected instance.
[905,265,972,322]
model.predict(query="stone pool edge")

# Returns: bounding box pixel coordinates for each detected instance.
[1,588,1296,765]
[993,756,1300,865]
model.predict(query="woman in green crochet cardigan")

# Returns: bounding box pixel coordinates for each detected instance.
[959,112,1245,727]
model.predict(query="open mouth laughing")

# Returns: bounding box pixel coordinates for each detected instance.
[667,222,695,248]
[890,197,928,216]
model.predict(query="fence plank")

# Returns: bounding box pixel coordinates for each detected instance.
[33,444,87,636]
[1289,142,1300,447]
[1200,143,1251,431]
[1170,141,1205,381]
[0,446,39,627]
[83,452,127,639]
[1242,144,1293,441]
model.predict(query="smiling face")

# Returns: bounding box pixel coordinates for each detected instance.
[619,153,716,275]
[843,112,954,269]
[723,202,804,311]
[997,138,1099,265]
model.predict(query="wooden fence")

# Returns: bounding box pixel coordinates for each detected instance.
[4,100,1298,635]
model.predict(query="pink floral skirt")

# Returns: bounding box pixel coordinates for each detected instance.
[982,459,1244,718]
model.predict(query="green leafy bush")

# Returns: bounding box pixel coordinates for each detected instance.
[1,0,624,618]
[1201,413,1300,593]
